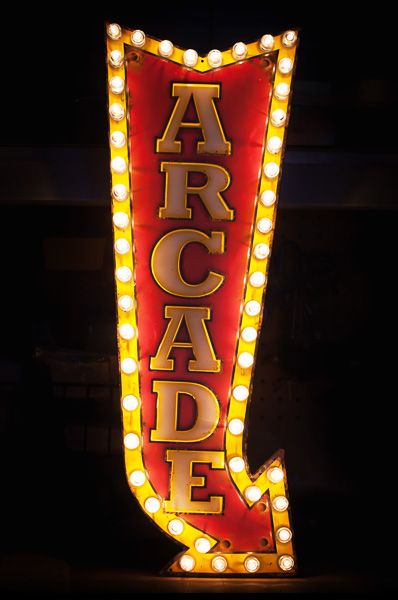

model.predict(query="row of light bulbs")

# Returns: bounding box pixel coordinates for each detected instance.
[113,160,135,368]
[179,551,294,573]
[227,190,289,534]
[224,165,275,468]
[108,20,130,347]
[227,160,279,512]
[227,69,288,444]
[233,188,275,373]
[113,142,135,378]
[107,23,296,69]
[107,27,137,425]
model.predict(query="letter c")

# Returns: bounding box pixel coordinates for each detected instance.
[150,229,225,297]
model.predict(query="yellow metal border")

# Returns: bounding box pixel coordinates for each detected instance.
[106,23,298,575]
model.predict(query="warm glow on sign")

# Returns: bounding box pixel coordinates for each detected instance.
[106,23,298,576]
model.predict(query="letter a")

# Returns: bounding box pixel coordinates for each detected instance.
[150,306,221,372]
[156,83,231,155]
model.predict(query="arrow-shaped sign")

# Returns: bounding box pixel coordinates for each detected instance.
[106,23,298,576]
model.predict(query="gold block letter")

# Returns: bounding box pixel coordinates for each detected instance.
[151,229,225,297]
[150,306,221,372]
[165,449,224,513]
[156,83,231,155]
[151,380,220,443]
[160,162,234,220]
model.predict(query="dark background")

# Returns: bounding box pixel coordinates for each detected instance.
[0,3,396,594]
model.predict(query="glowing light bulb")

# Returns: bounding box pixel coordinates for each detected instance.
[267,466,284,483]
[121,357,137,374]
[109,76,124,95]
[249,271,266,288]
[245,300,261,316]
[118,295,134,311]
[183,49,198,67]
[264,162,280,179]
[278,57,293,75]
[118,323,135,340]
[274,82,290,101]
[282,30,297,48]
[111,156,127,174]
[195,538,211,553]
[131,30,145,48]
[228,456,245,473]
[260,190,276,207]
[114,238,130,255]
[116,266,132,283]
[254,243,270,260]
[112,183,128,202]
[180,554,195,572]
[168,519,184,535]
[129,469,145,486]
[109,50,124,68]
[208,49,222,68]
[272,495,289,512]
[232,385,249,401]
[109,103,125,121]
[271,109,286,127]
[278,554,294,571]
[264,155,279,173]
[228,418,244,435]
[244,485,262,502]
[124,433,140,450]
[107,23,121,40]
[232,42,247,60]
[238,352,254,369]
[263,163,279,180]
[267,136,283,154]
[122,394,139,411]
[211,556,227,573]
[159,40,173,57]
[145,497,161,513]
[257,217,273,233]
[241,326,257,343]
[260,34,274,51]
[277,527,292,543]
[112,212,129,229]
[111,131,126,149]
[244,556,260,573]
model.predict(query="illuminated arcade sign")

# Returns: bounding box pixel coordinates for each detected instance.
[106,23,298,576]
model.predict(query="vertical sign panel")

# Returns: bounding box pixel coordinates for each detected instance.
[106,24,298,575]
